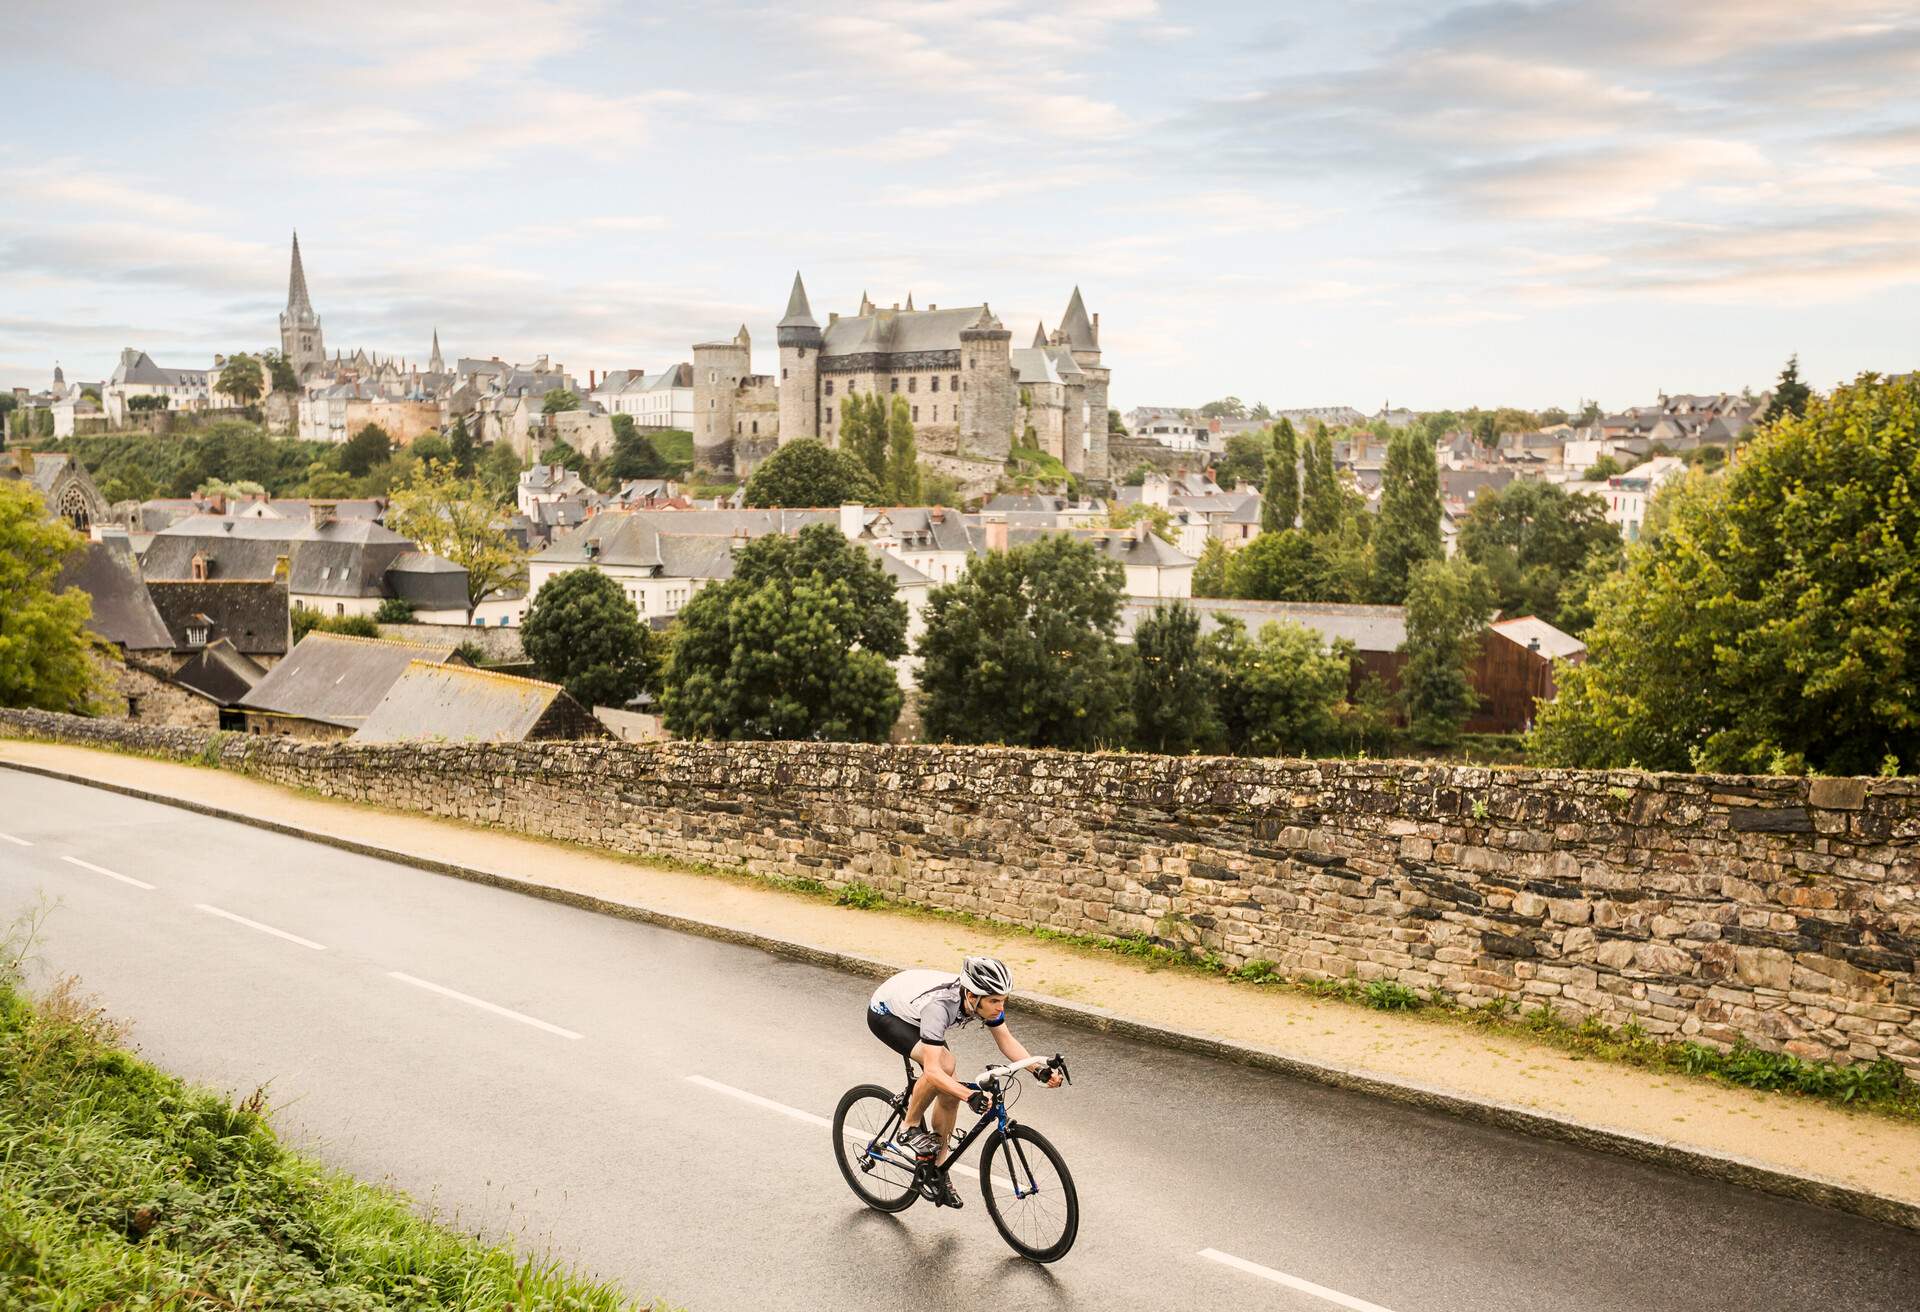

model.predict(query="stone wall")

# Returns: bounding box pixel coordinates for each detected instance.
[4,707,1914,1075]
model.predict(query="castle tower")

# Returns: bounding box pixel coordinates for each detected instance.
[776,272,822,445]
[693,324,753,474]
[958,305,1014,462]
[1058,287,1111,482]
[428,328,444,374]
[279,231,326,380]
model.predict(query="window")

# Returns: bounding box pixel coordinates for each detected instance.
[824,406,833,424]
[951,374,960,391]
[336,603,345,616]
[908,377,917,393]
[912,406,919,422]
[709,370,716,382]
[751,420,758,434]
[890,377,899,393]
[930,376,940,392]
[782,368,788,380]
[968,358,975,370]
[825,380,833,396]
[187,626,208,646]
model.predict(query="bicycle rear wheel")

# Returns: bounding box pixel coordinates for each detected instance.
[832,1084,920,1213]
[980,1124,1078,1262]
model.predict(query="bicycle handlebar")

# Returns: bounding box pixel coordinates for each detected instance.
[968,1053,1071,1086]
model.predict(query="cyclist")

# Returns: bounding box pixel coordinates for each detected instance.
[866,956,1062,1207]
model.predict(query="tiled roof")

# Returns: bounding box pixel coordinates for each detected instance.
[240,632,460,728]
[56,537,174,652]
[145,579,290,656]
[1121,598,1407,652]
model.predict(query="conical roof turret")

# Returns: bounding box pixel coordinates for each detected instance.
[1058,286,1095,350]
[777,271,823,346]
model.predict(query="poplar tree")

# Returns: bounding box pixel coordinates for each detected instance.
[1301,425,1342,536]
[1371,428,1443,603]
[884,395,921,503]
[1262,419,1299,533]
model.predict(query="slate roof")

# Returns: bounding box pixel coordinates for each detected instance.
[112,350,207,387]
[1058,287,1097,351]
[351,661,596,744]
[386,551,471,609]
[1120,598,1407,653]
[142,515,427,599]
[56,536,174,652]
[537,508,837,568]
[821,305,989,358]
[1490,616,1586,662]
[145,579,290,656]
[171,638,267,705]
[1005,527,1196,568]
[240,633,460,729]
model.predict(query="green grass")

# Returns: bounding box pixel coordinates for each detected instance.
[645,428,694,476]
[1006,445,1070,484]
[0,941,675,1309]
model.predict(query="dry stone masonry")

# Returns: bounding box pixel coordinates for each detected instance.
[4,708,1914,1075]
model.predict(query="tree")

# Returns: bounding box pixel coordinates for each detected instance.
[541,389,581,415]
[217,353,265,407]
[1202,618,1351,757]
[1199,397,1247,419]
[521,567,657,709]
[1104,500,1177,544]
[1214,430,1268,489]
[742,438,879,507]
[1263,419,1299,533]
[609,414,668,481]
[1108,409,1126,434]
[292,609,380,642]
[0,482,108,713]
[1250,402,1273,421]
[385,461,526,620]
[919,465,964,507]
[374,596,416,623]
[34,409,54,439]
[1457,479,1621,632]
[448,416,476,476]
[1582,455,1624,481]
[1130,602,1220,754]
[127,395,169,415]
[1370,427,1443,603]
[261,351,301,395]
[338,423,392,477]
[1300,426,1342,536]
[1224,528,1340,602]
[408,433,452,467]
[479,441,524,505]
[918,536,1134,750]
[1530,371,1920,775]
[884,395,920,504]
[659,524,906,742]
[1772,354,1812,422]
[1398,557,1494,748]
[1192,538,1231,597]
[839,393,888,486]
[656,530,902,745]
[1580,400,1604,426]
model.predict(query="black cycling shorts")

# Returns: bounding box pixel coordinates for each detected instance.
[868,1006,930,1058]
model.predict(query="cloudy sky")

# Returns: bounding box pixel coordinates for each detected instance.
[3,0,1916,411]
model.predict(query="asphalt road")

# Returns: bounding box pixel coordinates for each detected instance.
[2,769,1918,1312]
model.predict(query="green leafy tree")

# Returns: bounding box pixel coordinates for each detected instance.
[1214,431,1267,490]
[1199,397,1247,419]
[1369,427,1443,603]
[742,438,879,507]
[521,567,657,708]
[261,351,301,394]
[126,395,169,415]
[408,433,452,467]
[1130,602,1220,754]
[539,439,585,473]
[301,465,357,498]
[609,414,668,481]
[1104,500,1177,544]
[1582,455,1624,481]
[541,389,581,415]
[919,465,964,507]
[1108,408,1126,434]
[448,416,476,476]
[1202,618,1351,757]
[292,609,380,642]
[1398,557,1494,749]
[1263,419,1299,533]
[1192,538,1231,597]
[838,393,888,486]
[1301,426,1342,536]
[1457,480,1621,632]
[660,524,906,741]
[1224,528,1339,601]
[884,396,921,503]
[0,483,108,713]
[918,535,1134,750]
[1772,354,1812,422]
[35,409,54,439]
[478,441,524,505]
[385,461,526,620]
[374,597,416,623]
[217,353,265,407]
[1531,372,1920,774]
[338,423,392,478]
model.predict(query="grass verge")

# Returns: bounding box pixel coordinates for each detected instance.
[0,929,674,1310]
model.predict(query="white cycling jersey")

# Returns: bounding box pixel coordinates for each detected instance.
[869,968,1004,1046]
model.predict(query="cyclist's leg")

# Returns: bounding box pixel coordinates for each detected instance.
[904,1038,953,1137]
[929,1081,960,1165]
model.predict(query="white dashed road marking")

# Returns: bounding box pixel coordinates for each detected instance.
[1199,1249,1401,1311]
[197,903,326,950]
[387,970,583,1039]
[686,1074,981,1178]
[0,830,32,847]
[61,855,156,889]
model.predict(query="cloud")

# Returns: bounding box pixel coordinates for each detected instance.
[1435,140,1772,218]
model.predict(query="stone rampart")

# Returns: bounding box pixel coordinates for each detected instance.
[4,707,1914,1074]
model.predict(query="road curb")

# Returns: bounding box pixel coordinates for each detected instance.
[7,754,1919,1234]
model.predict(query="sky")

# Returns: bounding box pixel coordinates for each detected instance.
[2,0,1917,413]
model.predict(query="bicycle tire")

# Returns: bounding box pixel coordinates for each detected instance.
[979,1124,1078,1262]
[832,1084,920,1213]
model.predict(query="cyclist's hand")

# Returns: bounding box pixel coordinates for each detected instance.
[1037,1069,1063,1089]
[967,1090,991,1114]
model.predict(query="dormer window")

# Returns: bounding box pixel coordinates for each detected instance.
[189,552,208,581]
[187,626,208,647]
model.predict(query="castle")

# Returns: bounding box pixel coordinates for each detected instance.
[692,275,1111,483]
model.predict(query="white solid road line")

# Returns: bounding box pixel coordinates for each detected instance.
[0,830,32,847]
[61,855,156,889]
[685,1074,981,1179]
[387,971,583,1040]
[197,903,327,951]
[1199,1249,1400,1312]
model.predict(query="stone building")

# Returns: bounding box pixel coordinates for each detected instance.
[692,276,1111,484]
[2,450,108,530]
[280,231,328,380]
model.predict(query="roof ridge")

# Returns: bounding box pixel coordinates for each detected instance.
[302,631,457,654]
[404,658,562,693]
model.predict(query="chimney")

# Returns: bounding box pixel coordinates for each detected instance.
[311,501,336,530]
[983,519,1008,553]
[839,503,865,539]
[1092,312,1100,339]
[274,554,290,582]
[209,493,227,515]
[892,302,900,311]
[729,527,750,553]
[589,369,597,389]
[930,506,945,524]
[928,304,937,311]
[828,312,838,323]
[1528,636,1541,654]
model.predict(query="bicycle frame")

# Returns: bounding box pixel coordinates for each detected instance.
[857,1053,1058,1198]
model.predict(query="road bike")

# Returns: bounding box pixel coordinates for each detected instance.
[831,1051,1079,1263]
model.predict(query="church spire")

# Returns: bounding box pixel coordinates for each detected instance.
[905,291,915,311]
[429,327,444,373]
[287,231,314,314]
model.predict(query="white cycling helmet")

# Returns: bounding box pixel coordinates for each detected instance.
[962,955,1013,997]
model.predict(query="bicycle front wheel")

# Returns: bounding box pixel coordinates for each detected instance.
[832,1084,920,1213]
[980,1124,1079,1262]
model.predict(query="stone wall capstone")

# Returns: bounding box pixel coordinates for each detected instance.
[3,707,1914,1075]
